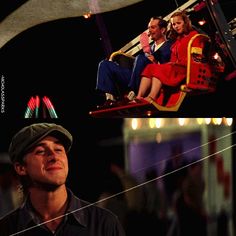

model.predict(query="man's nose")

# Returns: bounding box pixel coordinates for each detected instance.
[46,149,58,161]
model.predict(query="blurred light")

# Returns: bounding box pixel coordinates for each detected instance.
[224,118,233,126]
[156,132,162,143]
[149,118,163,128]
[125,118,234,130]
[212,118,222,125]
[197,118,204,125]
[35,95,40,118]
[146,111,152,117]
[205,118,211,125]
[131,118,138,130]
[83,12,92,19]
[213,52,220,60]
[28,96,35,110]
[42,96,58,118]
[198,19,206,26]
[155,118,162,128]
[25,96,36,118]
[149,118,155,128]
[178,118,185,126]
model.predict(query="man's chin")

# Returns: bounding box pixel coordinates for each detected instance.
[37,181,66,191]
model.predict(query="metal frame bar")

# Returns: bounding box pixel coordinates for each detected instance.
[120,0,199,55]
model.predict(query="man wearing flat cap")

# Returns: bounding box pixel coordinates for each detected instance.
[0,123,126,236]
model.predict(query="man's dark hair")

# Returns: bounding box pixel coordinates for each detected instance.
[150,16,168,29]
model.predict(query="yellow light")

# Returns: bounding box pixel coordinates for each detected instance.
[149,118,155,128]
[83,12,92,19]
[131,118,138,130]
[196,118,204,125]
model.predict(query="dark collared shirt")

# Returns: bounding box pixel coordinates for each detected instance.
[0,188,126,236]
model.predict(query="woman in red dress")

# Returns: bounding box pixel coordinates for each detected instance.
[136,11,199,101]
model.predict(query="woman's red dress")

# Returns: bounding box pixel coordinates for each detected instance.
[141,30,199,86]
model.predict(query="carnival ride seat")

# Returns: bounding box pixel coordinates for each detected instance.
[89,33,225,117]
[149,33,225,111]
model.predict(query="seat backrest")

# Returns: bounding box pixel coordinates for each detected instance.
[181,34,225,93]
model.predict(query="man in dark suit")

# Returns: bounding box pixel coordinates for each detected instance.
[95,16,173,109]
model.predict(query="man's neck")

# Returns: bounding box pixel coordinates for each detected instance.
[154,37,166,45]
[29,185,68,221]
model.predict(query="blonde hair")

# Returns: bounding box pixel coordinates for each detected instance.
[167,11,193,40]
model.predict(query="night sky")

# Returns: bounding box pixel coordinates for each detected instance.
[0,0,235,201]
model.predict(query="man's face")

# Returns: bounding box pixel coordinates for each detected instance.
[148,19,163,41]
[15,135,69,190]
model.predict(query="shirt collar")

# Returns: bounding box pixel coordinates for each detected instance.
[152,40,166,52]
[18,188,87,230]
[66,188,87,227]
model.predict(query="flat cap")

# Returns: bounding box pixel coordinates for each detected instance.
[9,123,73,163]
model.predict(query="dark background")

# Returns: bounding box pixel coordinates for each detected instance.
[0,0,235,201]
